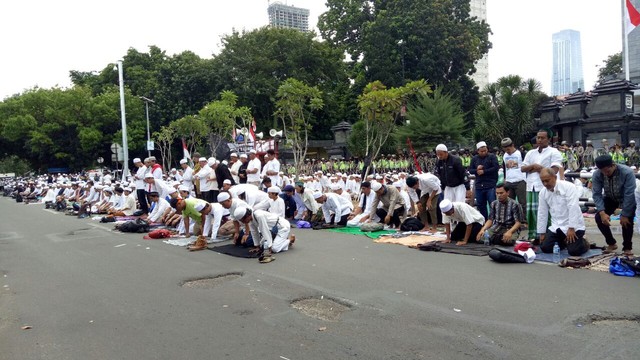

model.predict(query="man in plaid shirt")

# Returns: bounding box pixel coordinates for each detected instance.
[476,184,523,246]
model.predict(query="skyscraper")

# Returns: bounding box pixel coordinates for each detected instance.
[268,2,310,32]
[470,0,489,91]
[551,29,584,96]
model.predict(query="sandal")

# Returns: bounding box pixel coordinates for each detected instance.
[603,244,618,254]
[623,250,634,257]
[259,254,275,263]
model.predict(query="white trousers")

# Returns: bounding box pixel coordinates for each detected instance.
[261,220,291,253]
[444,184,466,203]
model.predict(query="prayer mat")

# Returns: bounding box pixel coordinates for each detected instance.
[208,244,260,258]
[328,227,398,239]
[374,234,446,247]
[534,248,603,264]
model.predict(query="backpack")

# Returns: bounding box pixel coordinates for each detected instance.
[15,194,23,203]
[360,222,384,232]
[488,248,526,263]
[610,257,638,277]
[621,257,640,275]
[116,219,150,233]
[400,217,423,231]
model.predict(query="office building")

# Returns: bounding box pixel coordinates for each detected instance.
[551,29,584,96]
[268,2,310,32]
[470,0,489,91]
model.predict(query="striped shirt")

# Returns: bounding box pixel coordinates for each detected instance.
[489,197,523,228]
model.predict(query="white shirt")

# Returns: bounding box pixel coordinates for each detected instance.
[503,150,526,183]
[117,194,137,216]
[248,209,286,247]
[228,198,250,221]
[229,184,270,210]
[537,180,585,234]
[443,202,485,225]
[149,198,170,223]
[264,158,281,186]
[181,166,194,190]
[321,193,353,223]
[230,160,242,184]
[134,165,147,189]
[247,158,262,183]
[203,203,225,239]
[522,146,563,192]
[197,165,213,192]
[408,173,441,202]
[268,196,286,218]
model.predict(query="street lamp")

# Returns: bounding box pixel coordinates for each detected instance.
[397,39,405,83]
[116,60,129,181]
[140,96,155,157]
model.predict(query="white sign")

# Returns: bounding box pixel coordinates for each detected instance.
[110,143,124,159]
[147,141,155,151]
[111,154,124,163]
[626,94,633,110]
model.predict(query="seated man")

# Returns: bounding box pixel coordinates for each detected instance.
[369,181,406,228]
[233,207,295,263]
[280,185,297,220]
[476,183,523,246]
[108,187,137,217]
[537,168,589,256]
[218,191,251,246]
[147,192,171,224]
[294,181,319,221]
[346,181,378,227]
[592,154,636,256]
[439,199,485,246]
[314,191,353,226]
[267,186,285,218]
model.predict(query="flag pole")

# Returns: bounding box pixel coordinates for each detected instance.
[623,0,631,81]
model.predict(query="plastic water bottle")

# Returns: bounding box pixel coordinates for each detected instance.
[483,232,490,246]
[553,242,560,260]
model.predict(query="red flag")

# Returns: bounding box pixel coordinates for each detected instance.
[182,138,191,164]
[626,0,640,35]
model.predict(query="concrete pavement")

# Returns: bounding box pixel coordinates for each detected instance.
[0,197,638,360]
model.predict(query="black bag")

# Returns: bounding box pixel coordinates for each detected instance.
[116,219,150,233]
[418,242,442,252]
[100,216,116,223]
[488,248,526,263]
[400,217,423,231]
[132,210,144,216]
[621,257,640,275]
[15,194,23,203]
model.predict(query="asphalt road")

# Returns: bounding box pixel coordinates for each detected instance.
[1,197,639,360]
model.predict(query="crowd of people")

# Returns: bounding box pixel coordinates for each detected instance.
[2,129,638,262]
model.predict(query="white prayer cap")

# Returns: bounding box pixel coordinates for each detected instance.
[312,192,323,199]
[222,160,228,166]
[249,149,257,154]
[133,158,142,163]
[103,187,113,193]
[371,182,383,191]
[168,188,177,195]
[436,144,448,152]
[476,141,487,149]
[268,186,281,193]
[230,153,238,157]
[217,192,231,202]
[95,185,103,190]
[124,187,132,192]
[194,201,207,211]
[171,181,180,187]
[179,159,188,164]
[170,168,176,172]
[178,185,190,192]
[393,181,402,189]
[439,199,453,212]
[239,154,248,159]
[207,157,216,166]
[198,157,207,162]
[330,183,341,191]
[234,207,249,219]
[144,173,154,178]
[223,179,232,185]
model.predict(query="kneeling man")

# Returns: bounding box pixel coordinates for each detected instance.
[439,199,485,246]
[537,168,589,256]
[234,207,294,263]
[476,183,523,246]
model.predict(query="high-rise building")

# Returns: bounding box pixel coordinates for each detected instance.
[551,29,584,96]
[268,2,310,32]
[470,0,489,91]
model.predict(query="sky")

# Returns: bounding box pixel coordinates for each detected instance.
[0,0,625,100]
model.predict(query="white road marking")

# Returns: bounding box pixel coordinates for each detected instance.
[114,243,127,248]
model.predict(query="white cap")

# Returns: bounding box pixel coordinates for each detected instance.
[234,207,249,219]
[194,201,207,211]
[312,192,323,199]
[217,192,231,202]
[171,181,180,186]
[436,144,448,152]
[133,158,142,163]
[393,181,402,188]
[439,199,453,212]
[168,188,177,195]
[124,187,132,192]
[144,173,154,178]
[330,184,341,191]
[198,157,207,162]
[179,159,188,164]
[371,182,383,191]
[249,149,257,154]
[476,141,487,149]
[230,153,238,157]
[239,154,248,159]
[268,186,281,193]
[223,179,232,185]
[178,185,190,192]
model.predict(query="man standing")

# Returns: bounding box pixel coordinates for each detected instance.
[592,155,636,256]
[132,158,149,215]
[180,159,193,193]
[501,138,526,219]
[238,154,248,184]
[196,157,213,202]
[405,173,441,232]
[469,141,499,221]
[520,129,564,241]
[435,144,470,203]
[263,149,281,186]
[476,184,523,246]
[229,153,242,184]
[246,150,262,187]
[537,168,589,256]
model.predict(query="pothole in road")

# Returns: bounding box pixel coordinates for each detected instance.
[577,314,640,329]
[181,272,243,289]
[291,297,352,321]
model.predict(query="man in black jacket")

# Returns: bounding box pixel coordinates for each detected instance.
[469,141,499,220]
[213,160,235,202]
[435,144,470,203]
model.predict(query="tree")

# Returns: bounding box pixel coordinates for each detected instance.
[274,79,324,178]
[212,27,350,138]
[197,91,252,156]
[356,79,430,176]
[394,89,466,151]
[169,115,208,160]
[597,52,623,84]
[473,76,550,147]
[153,125,176,172]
